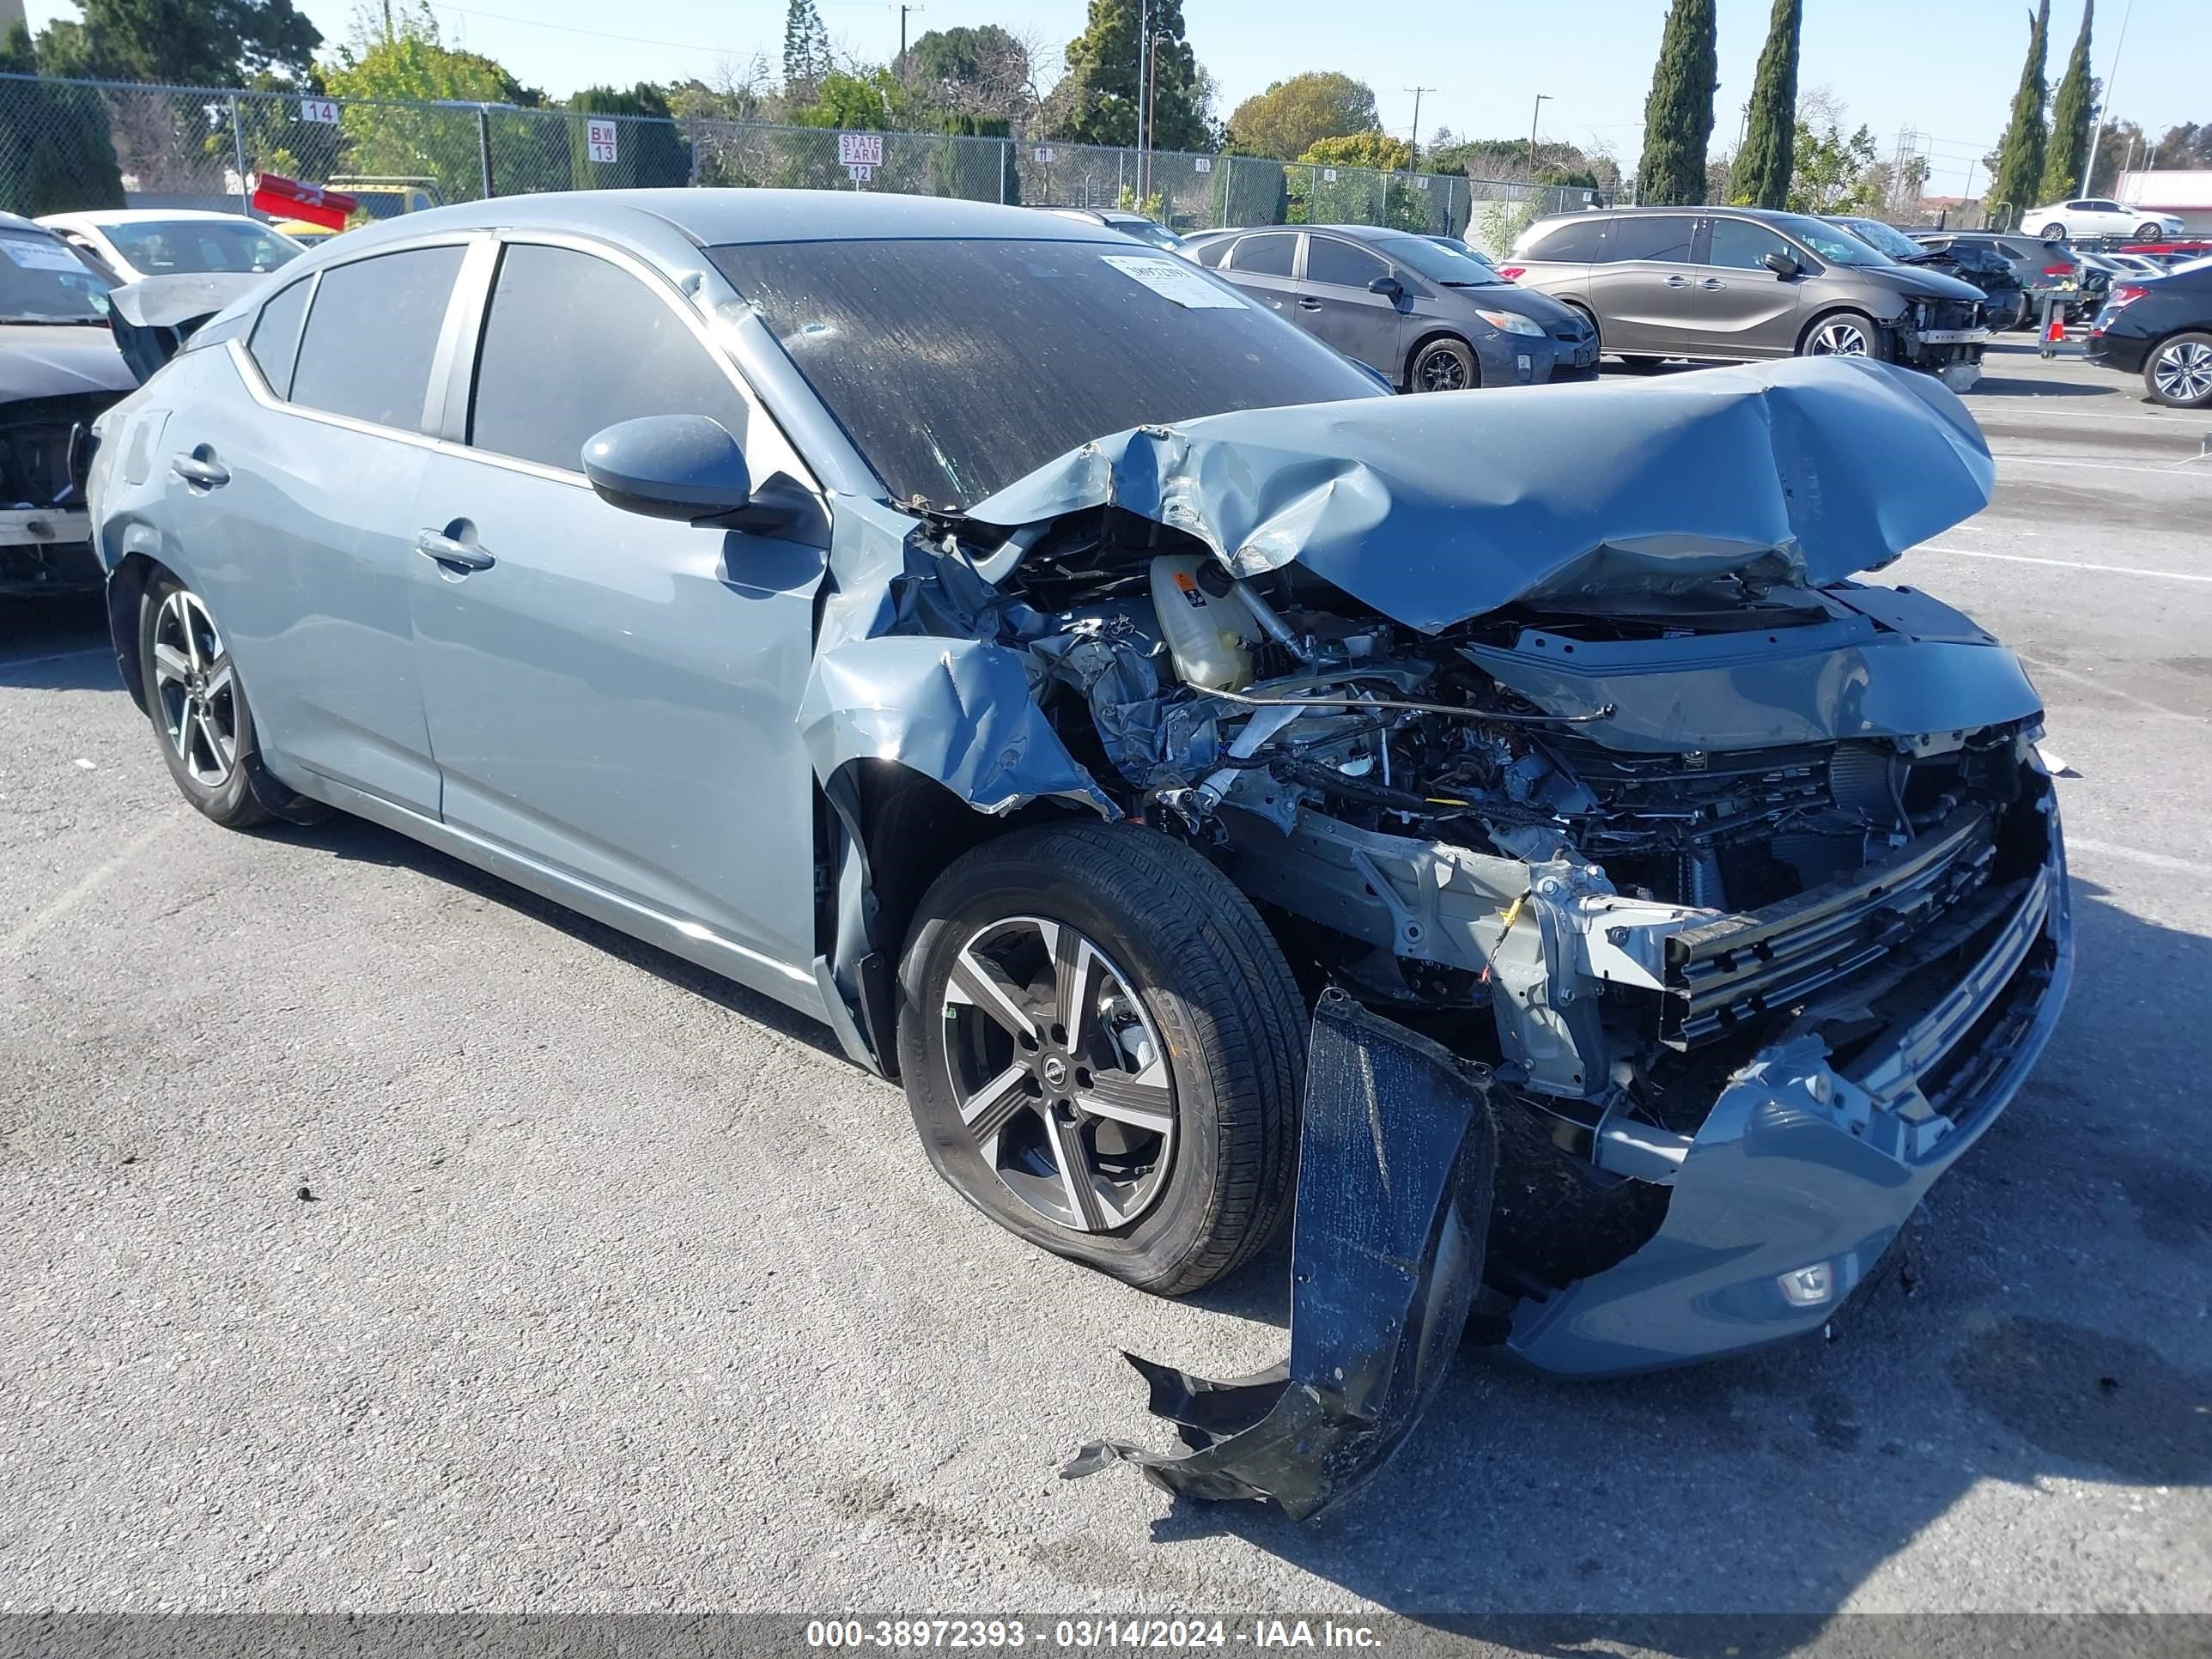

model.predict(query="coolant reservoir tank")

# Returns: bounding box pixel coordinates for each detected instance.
[1149,553,1253,690]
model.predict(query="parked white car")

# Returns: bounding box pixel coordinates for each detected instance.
[35,209,303,284]
[2021,197,2185,242]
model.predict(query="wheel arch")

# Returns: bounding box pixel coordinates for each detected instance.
[103,548,163,715]
[1402,328,1478,391]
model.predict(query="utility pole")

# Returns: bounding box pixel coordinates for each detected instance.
[2084,0,2134,194]
[1135,0,1150,198]
[1144,29,1170,201]
[1528,93,1552,174]
[895,3,922,63]
[1404,85,1435,164]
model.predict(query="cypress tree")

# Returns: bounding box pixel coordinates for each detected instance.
[782,0,830,96]
[1988,0,2051,228]
[1733,0,1801,208]
[1634,0,1719,207]
[2040,1,2095,200]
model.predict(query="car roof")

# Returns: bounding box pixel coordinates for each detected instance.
[0,209,52,234]
[324,189,1127,258]
[40,209,274,227]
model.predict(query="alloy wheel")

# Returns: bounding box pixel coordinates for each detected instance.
[1810,319,1870,356]
[2153,339,2212,404]
[939,915,1175,1233]
[150,588,239,789]
[1417,347,1469,392]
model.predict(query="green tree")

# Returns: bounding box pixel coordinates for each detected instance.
[1788,118,1880,212]
[2040,0,2094,200]
[1734,0,1800,208]
[1052,0,1212,152]
[1298,131,1410,172]
[569,84,689,190]
[1224,71,1376,161]
[1987,0,2051,226]
[1634,0,1718,205]
[33,0,320,86]
[903,26,1030,118]
[792,68,918,130]
[0,21,125,216]
[782,0,831,98]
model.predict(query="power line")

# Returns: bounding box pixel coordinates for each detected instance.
[428,3,758,61]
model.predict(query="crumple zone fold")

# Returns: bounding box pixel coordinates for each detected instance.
[963,358,1995,632]
[1061,993,1496,1521]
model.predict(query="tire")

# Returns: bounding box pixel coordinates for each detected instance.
[1616,354,1666,374]
[2040,222,2068,241]
[895,821,1305,1295]
[137,568,285,829]
[2136,222,2164,242]
[2144,331,2212,409]
[1407,336,1477,392]
[1801,309,1888,361]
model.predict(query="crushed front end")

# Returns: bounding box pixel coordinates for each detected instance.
[1895,295,1991,392]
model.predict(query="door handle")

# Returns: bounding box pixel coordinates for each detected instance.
[1663,275,1689,288]
[171,453,229,489]
[415,529,495,572]
[1297,297,1323,310]
[1699,277,1726,289]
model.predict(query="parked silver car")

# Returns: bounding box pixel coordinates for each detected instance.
[1505,206,1990,387]
[87,191,2069,1517]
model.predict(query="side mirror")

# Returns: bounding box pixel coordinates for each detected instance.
[583,414,752,523]
[1368,273,1405,300]
[1761,251,1801,277]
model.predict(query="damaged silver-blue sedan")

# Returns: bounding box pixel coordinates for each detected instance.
[83,191,2070,1520]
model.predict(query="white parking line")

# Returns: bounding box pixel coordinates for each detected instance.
[1993,453,2209,477]
[2068,837,2212,881]
[1,819,171,958]
[2021,654,2209,723]
[1914,545,2212,584]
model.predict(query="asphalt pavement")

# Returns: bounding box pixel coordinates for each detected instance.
[2,342,2208,1634]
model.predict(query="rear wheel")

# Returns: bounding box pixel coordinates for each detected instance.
[2040,222,2069,241]
[896,822,1304,1295]
[137,570,272,829]
[2145,332,2212,408]
[1409,336,1477,392]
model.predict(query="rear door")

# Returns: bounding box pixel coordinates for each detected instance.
[1298,234,1404,375]
[404,234,830,981]
[1584,213,1700,355]
[1692,216,1809,357]
[170,242,466,812]
[1214,230,1303,323]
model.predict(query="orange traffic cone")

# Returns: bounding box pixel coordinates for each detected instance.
[2045,312,2068,345]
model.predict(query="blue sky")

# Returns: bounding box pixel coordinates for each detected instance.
[25,0,2206,183]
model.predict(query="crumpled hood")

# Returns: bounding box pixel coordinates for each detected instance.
[0,325,137,403]
[109,272,268,331]
[963,357,1995,634]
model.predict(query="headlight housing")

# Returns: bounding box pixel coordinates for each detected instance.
[1474,307,1546,337]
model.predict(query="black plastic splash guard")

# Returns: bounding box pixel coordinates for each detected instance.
[1060,991,1497,1521]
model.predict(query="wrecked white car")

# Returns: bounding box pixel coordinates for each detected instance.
[86,192,2069,1520]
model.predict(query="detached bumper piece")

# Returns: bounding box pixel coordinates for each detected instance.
[1060,992,1496,1521]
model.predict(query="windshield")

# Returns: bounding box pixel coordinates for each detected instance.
[1832,218,1923,261]
[0,230,111,323]
[1765,213,1890,265]
[712,236,1384,510]
[1375,234,1504,286]
[104,218,301,275]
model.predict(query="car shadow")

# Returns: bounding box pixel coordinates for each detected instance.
[0,596,115,689]
[1091,875,2211,1639]
[249,810,853,1067]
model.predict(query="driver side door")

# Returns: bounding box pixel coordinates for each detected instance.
[1694,216,1811,356]
[404,235,830,993]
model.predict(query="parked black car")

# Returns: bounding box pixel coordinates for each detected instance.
[2084,257,2212,407]
[1915,231,2106,325]
[1827,216,2028,331]
[1186,223,1597,391]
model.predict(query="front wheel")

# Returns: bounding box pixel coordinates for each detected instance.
[2040,222,2069,241]
[2145,332,2212,408]
[1802,310,1887,360]
[1408,337,1477,392]
[896,822,1305,1295]
[2136,222,2165,242]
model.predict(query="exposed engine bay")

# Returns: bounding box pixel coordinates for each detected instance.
[976,506,2057,1309]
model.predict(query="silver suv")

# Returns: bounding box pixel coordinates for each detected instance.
[1504,206,1989,389]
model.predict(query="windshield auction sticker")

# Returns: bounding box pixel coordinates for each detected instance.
[1,238,88,272]
[1101,253,1245,309]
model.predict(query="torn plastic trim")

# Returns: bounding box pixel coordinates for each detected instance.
[962,358,1995,635]
[1062,992,1496,1521]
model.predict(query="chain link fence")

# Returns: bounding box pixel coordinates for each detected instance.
[0,70,1585,247]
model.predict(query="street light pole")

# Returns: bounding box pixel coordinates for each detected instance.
[2083,0,2135,194]
[1134,0,1150,200]
[1144,29,1171,202]
[1528,93,1552,174]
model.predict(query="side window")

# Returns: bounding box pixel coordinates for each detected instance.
[1193,239,1231,268]
[247,276,313,398]
[1306,236,1388,289]
[1599,214,1697,264]
[1528,217,1607,262]
[469,242,749,475]
[1229,232,1297,276]
[1705,218,1796,271]
[289,246,465,431]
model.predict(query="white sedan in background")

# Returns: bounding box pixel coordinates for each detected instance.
[35,209,303,283]
[2021,197,2185,243]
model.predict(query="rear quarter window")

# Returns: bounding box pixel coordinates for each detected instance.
[247,276,312,398]
[1521,217,1607,263]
